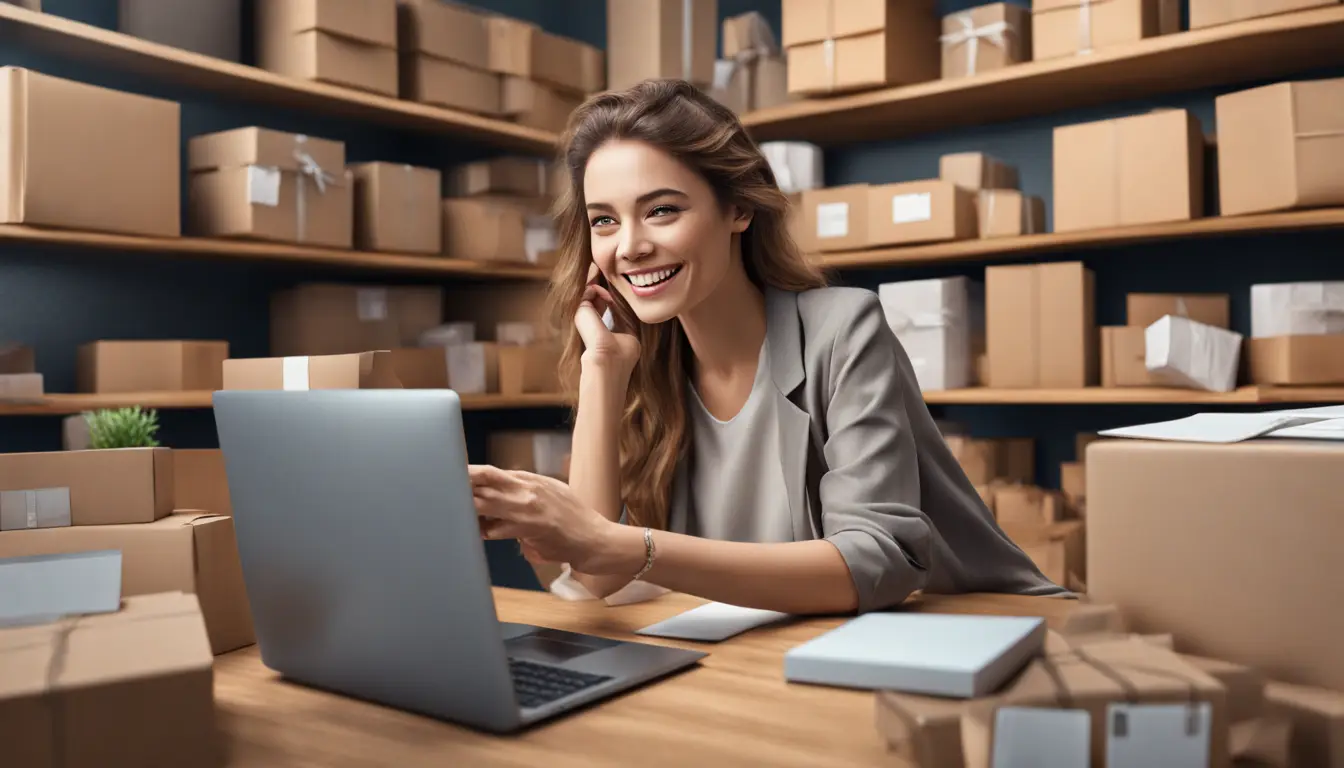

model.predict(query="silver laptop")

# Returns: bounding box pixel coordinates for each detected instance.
[211,388,706,733]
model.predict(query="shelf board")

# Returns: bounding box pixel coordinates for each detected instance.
[0,225,553,280]
[0,391,573,416]
[816,208,1344,270]
[0,4,557,154]
[921,386,1344,405]
[743,7,1344,145]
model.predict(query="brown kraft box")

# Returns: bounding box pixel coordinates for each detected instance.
[350,162,441,255]
[606,0,717,91]
[867,180,977,246]
[1215,78,1344,216]
[0,512,255,654]
[943,436,1034,484]
[399,52,502,115]
[76,340,228,393]
[986,262,1097,387]
[1248,334,1344,384]
[223,351,403,390]
[270,283,443,356]
[1032,0,1170,61]
[1101,326,1161,387]
[502,76,583,134]
[939,151,1019,191]
[801,184,870,252]
[0,67,180,237]
[499,343,563,395]
[0,592,221,768]
[993,485,1067,526]
[396,0,489,70]
[874,689,968,767]
[488,16,604,96]
[1054,109,1204,232]
[255,0,398,96]
[188,126,353,248]
[1087,439,1344,691]
[1001,519,1085,587]
[940,3,1031,79]
[448,156,555,199]
[784,0,941,95]
[488,431,572,478]
[385,345,499,394]
[1191,0,1340,29]
[172,448,231,516]
[976,190,1045,238]
[443,198,528,262]
[1059,460,1085,508]
[1265,682,1344,768]
[0,342,34,374]
[0,447,173,529]
[1127,292,1231,328]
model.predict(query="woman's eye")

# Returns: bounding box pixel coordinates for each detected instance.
[649,205,679,217]
[590,215,615,227]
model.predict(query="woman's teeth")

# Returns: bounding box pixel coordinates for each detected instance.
[626,266,681,287]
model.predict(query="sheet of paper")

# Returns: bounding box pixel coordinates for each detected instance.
[992,707,1091,768]
[1097,412,1339,443]
[0,550,122,627]
[635,601,790,642]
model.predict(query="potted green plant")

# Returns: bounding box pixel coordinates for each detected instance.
[83,406,161,449]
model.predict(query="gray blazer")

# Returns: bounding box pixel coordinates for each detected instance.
[665,286,1071,613]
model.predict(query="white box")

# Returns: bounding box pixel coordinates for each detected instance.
[760,141,823,193]
[1250,281,1344,338]
[877,277,982,391]
[1145,315,1243,392]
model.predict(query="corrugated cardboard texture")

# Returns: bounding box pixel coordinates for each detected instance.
[0,67,179,237]
[0,514,255,654]
[0,591,220,768]
[254,0,396,47]
[940,152,1019,191]
[258,28,397,96]
[1126,293,1230,328]
[1032,0,1161,60]
[75,340,228,393]
[396,0,489,68]
[0,448,173,527]
[488,17,604,95]
[607,0,717,90]
[172,448,231,517]
[802,184,870,252]
[1190,0,1339,29]
[399,53,502,114]
[1215,78,1344,216]
[867,180,976,246]
[1101,325,1160,387]
[351,162,440,254]
[442,198,527,262]
[940,3,1031,79]
[269,284,443,357]
[501,76,583,133]
[119,0,241,61]
[1248,334,1344,384]
[1088,439,1344,691]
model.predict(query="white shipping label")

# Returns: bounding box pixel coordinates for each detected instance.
[444,345,487,395]
[282,356,310,391]
[891,192,933,224]
[524,215,558,264]
[815,202,850,239]
[1106,703,1211,768]
[247,166,282,207]
[356,288,389,321]
[992,707,1091,768]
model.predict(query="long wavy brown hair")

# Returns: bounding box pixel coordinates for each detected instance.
[545,79,826,531]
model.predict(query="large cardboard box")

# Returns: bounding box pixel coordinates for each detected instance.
[1215,78,1344,217]
[985,262,1097,387]
[0,448,173,529]
[187,127,353,248]
[784,0,941,95]
[119,0,241,60]
[1100,325,1160,386]
[1127,292,1230,328]
[1248,335,1344,384]
[1191,0,1339,29]
[487,16,604,96]
[502,76,583,133]
[255,0,397,95]
[0,512,254,654]
[606,0,717,91]
[867,180,977,246]
[0,592,220,768]
[223,351,403,390]
[75,340,228,393]
[269,283,443,356]
[0,67,180,237]
[172,448,231,516]
[1053,109,1205,232]
[350,162,441,255]
[442,198,528,262]
[940,3,1031,79]
[1087,438,1344,691]
[801,184,870,252]
[1032,0,1167,61]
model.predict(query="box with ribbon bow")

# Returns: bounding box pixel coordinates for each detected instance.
[710,11,790,114]
[940,2,1032,79]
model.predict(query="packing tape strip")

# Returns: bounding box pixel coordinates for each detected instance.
[1077,0,1094,55]
[283,356,310,390]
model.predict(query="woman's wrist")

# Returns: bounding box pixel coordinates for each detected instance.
[579,357,631,406]
[592,521,648,577]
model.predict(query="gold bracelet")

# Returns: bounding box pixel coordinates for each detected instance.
[631,527,656,581]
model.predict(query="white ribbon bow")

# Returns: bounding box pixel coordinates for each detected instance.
[939,15,1011,77]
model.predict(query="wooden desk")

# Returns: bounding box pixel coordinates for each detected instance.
[214,588,1079,767]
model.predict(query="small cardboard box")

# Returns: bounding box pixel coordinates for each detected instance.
[940,3,1031,79]
[255,0,397,94]
[448,157,555,199]
[1003,519,1085,587]
[399,53,502,115]
[385,345,498,394]
[0,342,34,374]
[488,16,604,96]
[502,76,583,133]
[712,55,790,115]
[1248,335,1344,385]
[1101,326,1160,387]
[0,592,221,768]
[1191,0,1340,29]
[1032,0,1166,61]
[607,0,717,91]
[350,162,441,255]
[1059,461,1085,508]
[0,373,42,400]
[0,513,256,654]
[875,689,968,767]
[172,448,231,516]
[443,198,528,262]
[801,184,870,252]
[1251,281,1344,338]
[222,351,403,390]
[1215,78,1344,217]
[499,343,563,395]
[877,277,983,391]
[868,180,977,246]
[944,436,1034,484]
[75,340,228,393]
[0,67,180,237]
[0,448,173,529]
[783,0,940,94]
[939,151,1019,191]
[1053,109,1205,232]
[119,0,241,60]
[396,0,490,70]
[986,262,1097,387]
[993,485,1067,527]
[187,127,353,248]
[488,431,573,478]
[1145,315,1243,392]
[270,283,443,357]
[1127,293,1230,329]
[976,190,1045,238]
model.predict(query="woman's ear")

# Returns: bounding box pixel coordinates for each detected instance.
[729,205,753,234]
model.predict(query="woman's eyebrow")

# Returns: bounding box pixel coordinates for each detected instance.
[586,187,688,211]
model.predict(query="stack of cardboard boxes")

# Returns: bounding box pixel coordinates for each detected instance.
[443,156,562,267]
[255,0,399,97]
[781,0,940,96]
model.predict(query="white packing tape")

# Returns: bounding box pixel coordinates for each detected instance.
[0,487,70,530]
[283,356,311,390]
[823,38,835,91]
[1077,0,1094,55]
[938,14,1011,77]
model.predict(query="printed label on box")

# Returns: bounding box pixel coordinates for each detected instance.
[247,166,282,207]
[992,707,1091,767]
[282,356,310,391]
[1106,703,1211,768]
[891,193,933,224]
[815,202,850,239]
[356,288,389,321]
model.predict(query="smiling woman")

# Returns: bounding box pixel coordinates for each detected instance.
[469,79,1071,617]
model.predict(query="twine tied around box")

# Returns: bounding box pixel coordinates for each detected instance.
[291,135,343,244]
[940,14,1015,77]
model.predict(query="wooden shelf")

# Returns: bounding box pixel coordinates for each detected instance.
[816,208,1344,270]
[0,225,553,280]
[0,4,557,154]
[0,391,573,416]
[922,386,1344,405]
[743,7,1344,145]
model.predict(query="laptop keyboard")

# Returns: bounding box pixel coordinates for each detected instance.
[509,658,613,709]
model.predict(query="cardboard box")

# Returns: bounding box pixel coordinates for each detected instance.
[1101,326,1160,387]
[502,76,583,133]
[877,277,983,391]
[443,198,528,262]
[0,342,34,374]
[350,162,440,255]
[255,0,395,45]
[976,190,1045,238]
[801,184,870,252]
[499,343,563,395]
[986,262,1097,387]
[940,3,1031,79]
[75,340,228,393]
[172,448,231,516]
[867,180,977,246]
[0,447,173,529]
[1088,438,1344,690]
[786,0,941,95]
[449,157,554,199]
[399,53,502,115]
[1264,682,1344,768]
[1248,335,1344,384]
[1191,0,1340,29]
[1251,281,1344,337]
[1002,519,1084,587]
[0,512,255,654]
[396,0,490,70]
[0,67,180,237]
[1053,109,1205,232]
[874,689,968,768]
[187,127,353,248]
[1032,0,1165,61]
[255,0,397,94]
[944,436,1034,484]
[722,10,775,59]
[1059,461,1085,507]
[0,373,42,400]
[385,345,497,394]
[1127,292,1230,328]
[119,0,241,60]
[1145,315,1243,392]
[939,151,1019,191]
[0,592,220,768]
[487,16,604,96]
[606,0,716,91]
[1215,78,1344,217]
[222,351,403,390]
[711,55,790,114]
[488,431,573,478]
[270,283,443,356]
[993,484,1066,527]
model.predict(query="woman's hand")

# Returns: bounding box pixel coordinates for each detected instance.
[577,263,640,381]
[471,464,637,576]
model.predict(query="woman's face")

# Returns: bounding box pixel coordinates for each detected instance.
[583,139,750,325]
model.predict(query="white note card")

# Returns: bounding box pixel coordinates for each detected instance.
[635,601,790,642]
[992,707,1091,768]
[815,202,850,239]
[891,192,933,224]
[1106,703,1211,768]
[246,166,281,207]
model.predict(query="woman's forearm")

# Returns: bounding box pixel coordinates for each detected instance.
[566,362,632,597]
